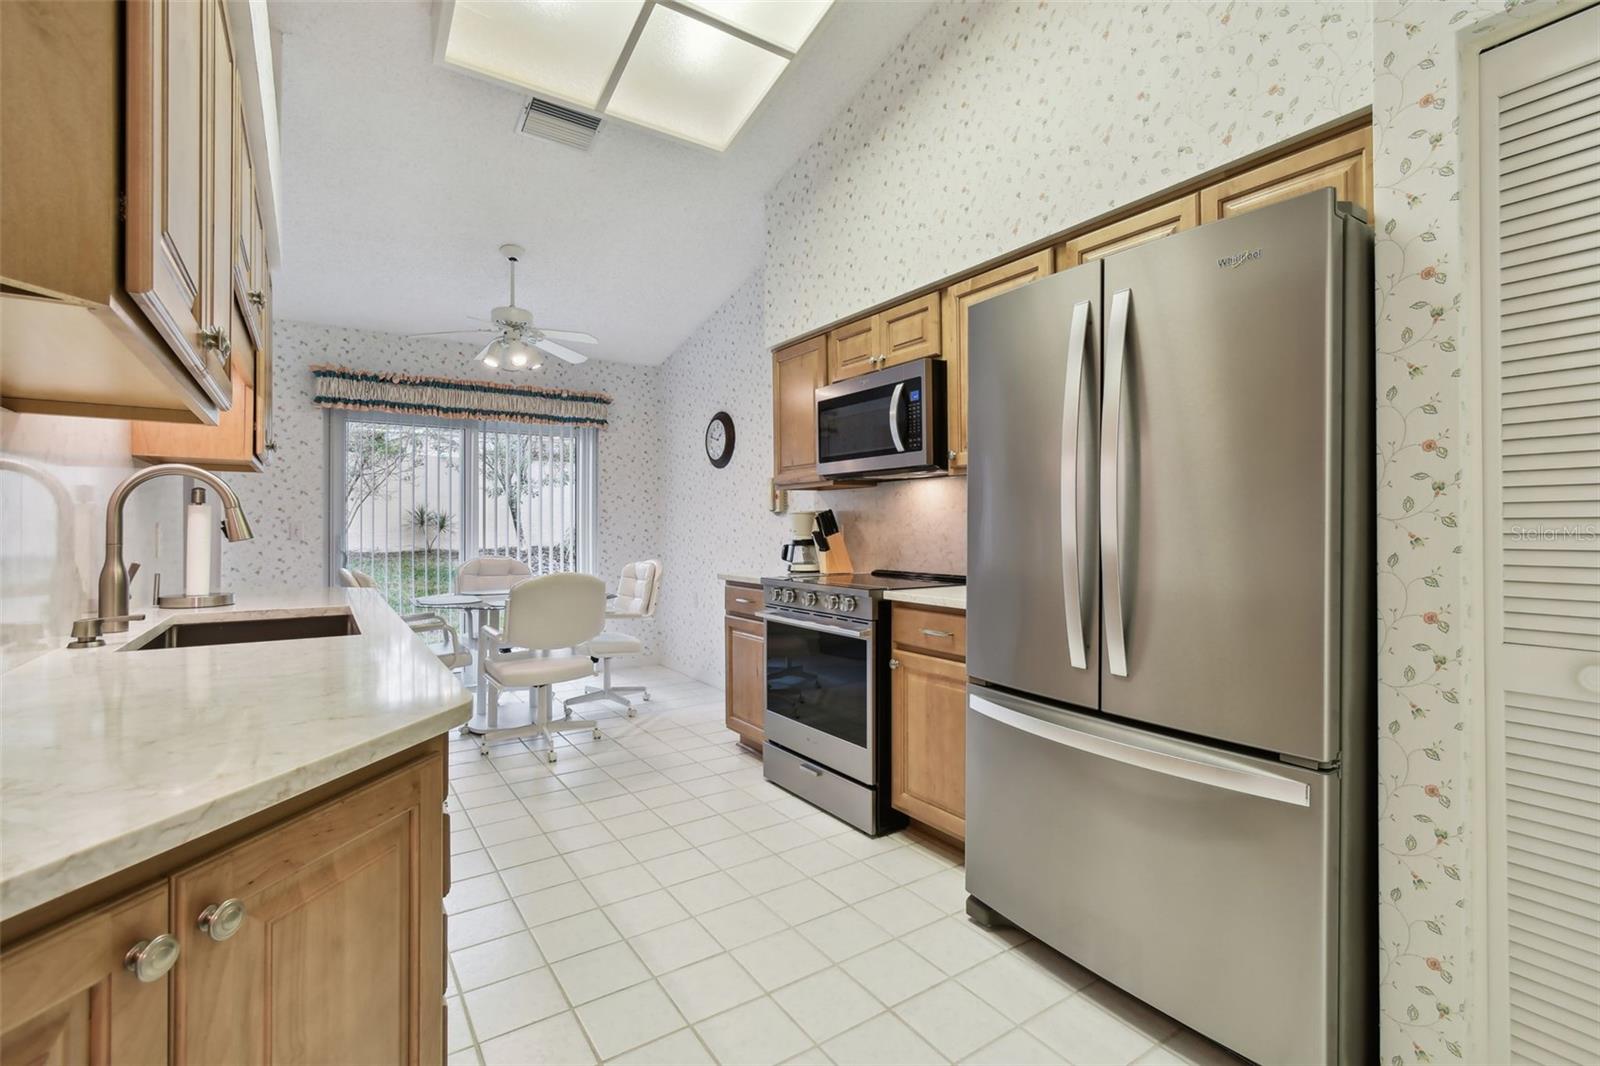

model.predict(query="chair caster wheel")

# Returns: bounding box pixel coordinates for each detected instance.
[626,707,637,719]
[593,728,602,741]
[642,693,651,702]
[546,749,557,764]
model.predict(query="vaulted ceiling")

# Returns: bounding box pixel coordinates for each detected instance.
[267,0,931,365]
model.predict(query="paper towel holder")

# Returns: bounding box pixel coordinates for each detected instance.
[155,487,236,609]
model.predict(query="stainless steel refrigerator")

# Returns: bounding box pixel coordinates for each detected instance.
[965,189,1374,1065]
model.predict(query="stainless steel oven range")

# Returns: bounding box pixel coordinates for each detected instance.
[759,570,963,835]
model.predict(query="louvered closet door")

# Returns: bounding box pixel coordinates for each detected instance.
[1480,8,1600,1065]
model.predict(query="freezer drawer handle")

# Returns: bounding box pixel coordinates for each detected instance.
[969,694,1311,807]
[1061,298,1092,670]
[1101,288,1132,678]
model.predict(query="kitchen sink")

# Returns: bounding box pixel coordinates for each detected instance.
[125,611,360,650]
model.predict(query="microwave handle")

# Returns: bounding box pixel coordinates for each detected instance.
[888,382,906,453]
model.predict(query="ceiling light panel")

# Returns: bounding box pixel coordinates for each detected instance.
[444,0,644,109]
[678,0,832,52]
[605,5,787,150]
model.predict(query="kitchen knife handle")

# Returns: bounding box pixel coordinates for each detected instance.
[1061,298,1092,671]
[1100,288,1131,678]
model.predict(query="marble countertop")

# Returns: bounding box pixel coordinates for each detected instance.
[718,573,783,585]
[0,588,471,921]
[884,585,967,610]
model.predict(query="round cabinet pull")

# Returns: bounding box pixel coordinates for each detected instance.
[247,290,265,308]
[124,933,180,982]
[888,658,900,670]
[199,327,231,362]
[198,898,247,941]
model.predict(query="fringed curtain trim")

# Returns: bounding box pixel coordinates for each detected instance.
[311,365,611,428]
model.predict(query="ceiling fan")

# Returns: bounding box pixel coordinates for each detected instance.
[407,244,596,370]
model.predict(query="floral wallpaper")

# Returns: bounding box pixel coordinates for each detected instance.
[763,0,1374,345]
[1372,2,1575,1062]
[223,320,668,656]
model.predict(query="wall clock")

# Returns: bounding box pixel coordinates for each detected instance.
[705,411,735,468]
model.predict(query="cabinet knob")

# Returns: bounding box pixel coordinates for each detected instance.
[889,658,900,670]
[124,933,180,982]
[247,290,265,308]
[199,327,231,361]
[198,898,247,941]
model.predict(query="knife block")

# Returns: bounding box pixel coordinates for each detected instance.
[818,531,856,575]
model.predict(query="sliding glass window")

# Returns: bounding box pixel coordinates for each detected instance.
[325,410,599,616]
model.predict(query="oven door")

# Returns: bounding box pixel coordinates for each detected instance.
[815,359,944,479]
[762,610,876,784]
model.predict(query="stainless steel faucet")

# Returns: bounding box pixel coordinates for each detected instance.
[97,463,253,632]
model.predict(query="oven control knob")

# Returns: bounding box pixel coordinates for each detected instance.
[842,596,859,612]
[783,589,797,604]
[826,594,842,610]
[804,592,819,607]
[770,588,782,602]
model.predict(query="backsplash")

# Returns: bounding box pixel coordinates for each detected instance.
[763,0,1375,345]
[223,320,668,658]
[0,411,182,671]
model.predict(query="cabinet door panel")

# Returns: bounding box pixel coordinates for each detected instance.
[126,0,229,408]
[880,292,941,368]
[0,884,170,1066]
[891,649,967,839]
[726,615,766,747]
[1056,194,1198,268]
[943,250,1054,470]
[172,754,445,1066]
[772,335,827,487]
[1200,126,1372,222]
[827,315,880,381]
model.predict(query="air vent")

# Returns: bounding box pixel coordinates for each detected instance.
[517,96,602,151]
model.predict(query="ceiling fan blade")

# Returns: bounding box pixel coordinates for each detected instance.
[404,328,496,338]
[534,338,588,364]
[536,329,598,345]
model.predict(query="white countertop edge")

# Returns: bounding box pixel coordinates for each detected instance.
[0,698,468,920]
[884,586,967,610]
[718,573,780,585]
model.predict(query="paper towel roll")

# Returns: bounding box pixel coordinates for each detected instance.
[185,488,213,596]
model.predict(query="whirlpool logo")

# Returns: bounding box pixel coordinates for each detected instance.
[1217,248,1264,269]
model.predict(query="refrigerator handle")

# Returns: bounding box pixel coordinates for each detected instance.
[1061,299,1092,670]
[969,694,1311,807]
[1101,288,1132,677]
[888,382,906,453]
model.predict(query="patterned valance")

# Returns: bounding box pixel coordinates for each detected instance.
[311,365,611,428]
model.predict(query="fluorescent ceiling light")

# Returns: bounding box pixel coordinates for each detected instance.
[607,6,788,151]
[678,0,831,53]
[444,0,644,108]
[436,0,833,151]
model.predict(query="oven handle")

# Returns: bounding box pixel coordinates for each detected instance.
[888,382,906,453]
[760,611,873,641]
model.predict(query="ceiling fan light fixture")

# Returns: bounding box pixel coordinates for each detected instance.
[477,338,505,368]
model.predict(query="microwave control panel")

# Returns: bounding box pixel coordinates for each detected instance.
[905,388,922,448]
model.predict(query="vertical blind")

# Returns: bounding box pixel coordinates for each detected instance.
[1479,9,1600,1064]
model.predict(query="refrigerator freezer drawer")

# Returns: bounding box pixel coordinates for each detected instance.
[966,687,1343,1065]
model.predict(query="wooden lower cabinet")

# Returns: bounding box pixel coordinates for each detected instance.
[889,607,968,841]
[0,740,447,1066]
[0,883,171,1065]
[725,593,767,749]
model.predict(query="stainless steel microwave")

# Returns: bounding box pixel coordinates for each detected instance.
[816,358,948,479]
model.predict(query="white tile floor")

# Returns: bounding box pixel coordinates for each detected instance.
[444,664,1245,1066]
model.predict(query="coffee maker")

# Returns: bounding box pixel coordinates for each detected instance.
[781,511,820,573]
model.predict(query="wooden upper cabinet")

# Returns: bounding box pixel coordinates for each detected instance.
[828,293,942,381]
[171,754,444,1066]
[879,292,941,367]
[827,315,879,381]
[773,334,828,488]
[942,250,1054,470]
[253,275,273,461]
[0,883,172,1066]
[126,0,231,408]
[1201,126,1373,223]
[1056,194,1199,268]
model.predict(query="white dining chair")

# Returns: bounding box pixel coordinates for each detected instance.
[475,573,605,759]
[456,555,532,594]
[337,567,470,672]
[568,560,661,717]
